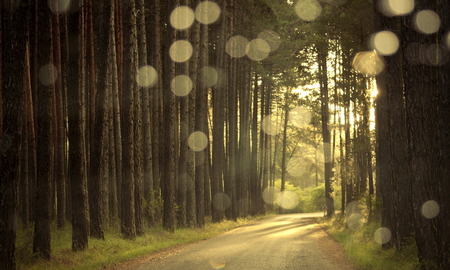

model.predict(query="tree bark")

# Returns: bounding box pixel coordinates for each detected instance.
[0,2,26,267]
[67,0,90,251]
[33,1,54,259]
[121,0,137,239]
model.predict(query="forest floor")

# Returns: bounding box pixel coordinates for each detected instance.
[106,213,357,270]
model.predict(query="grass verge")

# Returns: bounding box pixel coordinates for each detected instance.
[319,213,420,270]
[16,215,271,270]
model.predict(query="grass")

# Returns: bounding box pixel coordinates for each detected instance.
[319,213,420,270]
[16,215,272,270]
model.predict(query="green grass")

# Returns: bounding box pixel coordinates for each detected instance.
[16,215,272,270]
[319,213,420,270]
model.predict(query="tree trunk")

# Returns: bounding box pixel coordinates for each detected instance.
[67,0,90,251]
[0,3,26,267]
[33,1,54,259]
[121,0,137,239]
[318,44,334,216]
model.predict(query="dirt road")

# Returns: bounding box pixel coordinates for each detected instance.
[112,213,356,270]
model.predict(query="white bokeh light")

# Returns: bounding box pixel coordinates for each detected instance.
[446,32,450,50]
[295,0,322,22]
[195,1,221,25]
[278,190,299,210]
[379,0,414,16]
[370,31,399,56]
[188,131,208,151]
[169,40,193,63]
[287,156,307,177]
[289,106,311,128]
[246,39,270,61]
[170,6,195,30]
[48,0,71,14]
[258,30,281,52]
[263,186,279,205]
[212,193,231,211]
[136,65,158,87]
[352,51,385,76]
[421,200,440,219]
[39,63,58,86]
[199,66,219,87]
[171,75,193,96]
[226,35,249,58]
[261,114,283,135]
[374,227,392,244]
[413,10,441,35]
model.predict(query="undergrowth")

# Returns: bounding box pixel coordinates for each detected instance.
[320,212,420,270]
[16,214,271,270]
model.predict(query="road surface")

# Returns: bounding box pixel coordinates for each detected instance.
[113,213,356,270]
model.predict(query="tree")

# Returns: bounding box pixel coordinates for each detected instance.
[33,0,54,259]
[121,0,138,239]
[317,42,334,217]
[0,2,26,268]
[67,0,90,251]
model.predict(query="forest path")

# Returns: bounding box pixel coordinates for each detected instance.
[111,213,357,270]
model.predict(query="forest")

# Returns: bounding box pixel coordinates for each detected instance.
[1,0,449,269]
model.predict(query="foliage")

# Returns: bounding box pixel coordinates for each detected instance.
[320,212,420,270]
[15,216,272,270]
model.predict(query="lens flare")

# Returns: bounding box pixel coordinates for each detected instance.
[421,200,440,219]
[287,156,307,177]
[261,114,283,135]
[288,106,311,128]
[195,1,221,25]
[39,63,58,86]
[188,131,208,151]
[170,6,195,30]
[258,30,281,52]
[136,65,158,87]
[352,51,385,76]
[210,259,226,269]
[171,75,193,96]
[425,44,449,66]
[374,227,392,244]
[246,39,270,61]
[263,186,279,205]
[48,0,71,14]
[347,213,364,230]
[212,193,231,211]
[278,190,299,210]
[370,31,399,56]
[226,35,249,58]
[379,0,414,16]
[295,0,322,22]
[199,66,219,87]
[413,10,441,35]
[169,40,193,63]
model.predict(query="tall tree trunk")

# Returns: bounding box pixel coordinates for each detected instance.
[121,0,137,239]
[151,0,163,226]
[133,0,145,236]
[89,0,114,240]
[250,72,260,215]
[279,92,289,215]
[162,0,178,232]
[437,2,450,268]
[51,9,66,230]
[33,1,54,259]
[138,0,154,231]
[67,0,90,251]
[226,56,237,220]
[0,2,26,267]
[318,44,334,216]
